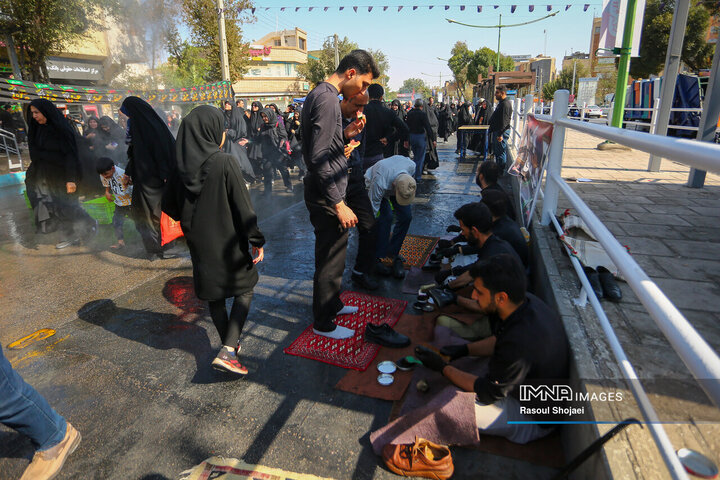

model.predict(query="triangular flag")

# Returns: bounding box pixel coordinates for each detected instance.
[324,6,329,11]
[565,4,571,9]
[583,3,589,10]
[339,6,344,10]
[547,4,552,10]
[383,6,388,10]
[308,6,314,11]
[353,6,358,12]
[280,7,286,11]
[428,5,434,8]
[445,5,450,10]
[295,7,300,11]
[477,5,482,11]
[511,5,517,12]
[460,5,466,10]
[529,5,534,11]
[494,5,499,8]
[368,6,373,11]
[413,5,418,10]
[398,5,403,10]
[251,7,256,13]
[264,7,270,10]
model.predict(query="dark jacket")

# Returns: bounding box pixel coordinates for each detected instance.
[492,216,529,267]
[489,97,513,133]
[362,99,408,158]
[406,108,436,141]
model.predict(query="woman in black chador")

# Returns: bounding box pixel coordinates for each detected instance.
[221,99,255,181]
[96,116,128,168]
[120,96,176,259]
[163,105,265,376]
[246,101,264,179]
[25,99,96,248]
[258,107,291,193]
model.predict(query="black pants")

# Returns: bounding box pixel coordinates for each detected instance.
[344,174,377,274]
[304,176,348,331]
[132,185,163,254]
[208,291,253,347]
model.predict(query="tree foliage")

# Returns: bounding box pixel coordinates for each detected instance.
[447,42,515,100]
[297,37,390,87]
[0,0,122,81]
[541,63,590,100]
[630,0,715,78]
[398,78,432,98]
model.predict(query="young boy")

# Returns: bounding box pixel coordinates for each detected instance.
[97,157,133,249]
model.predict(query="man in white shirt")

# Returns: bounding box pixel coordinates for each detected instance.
[364,155,416,278]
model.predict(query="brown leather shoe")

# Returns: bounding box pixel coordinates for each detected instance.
[20,422,81,480]
[382,437,454,480]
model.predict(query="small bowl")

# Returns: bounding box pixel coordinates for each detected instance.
[377,373,394,386]
[378,361,397,374]
[677,448,718,478]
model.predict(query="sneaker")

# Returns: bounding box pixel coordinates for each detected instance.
[392,256,406,279]
[20,422,81,480]
[55,238,79,249]
[382,437,454,480]
[351,271,379,290]
[374,261,393,277]
[211,348,248,375]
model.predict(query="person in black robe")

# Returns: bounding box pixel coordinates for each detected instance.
[258,107,292,193]
[449,103,458,133]
[456,102,473,158]
[75,116,103,196]
[424,99,440,171]
[96,116,127,167]
[221,100,255,181]
[468,99,489,155]
[25,99,96,246]
[437,102,452,142]
[384,99,409,157]
[163,105,265,376]
[246,101,264,180]
[284,104,305,176]
[120,96,176,259]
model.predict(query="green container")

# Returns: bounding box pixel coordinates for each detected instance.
[22,189,32,210]
[82,197,116,224]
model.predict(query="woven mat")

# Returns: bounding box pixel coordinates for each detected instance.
[381,234,439,269]
[179,456,333,480]
[334,313,434,401]
[283,291,407,371]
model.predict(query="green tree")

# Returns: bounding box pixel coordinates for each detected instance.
[398,78,431,98]
[448,41,473,99]
[630,0,716,78]
[0,0,122,81]
[297,37,390,88]
[542,63,590,100]
[179,0,253,82]
[447,42,515,100]
[597,69,618,103]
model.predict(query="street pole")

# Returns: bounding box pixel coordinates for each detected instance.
[333,34,339,69]
[4,34,22,80]
[217,0,231,82]
[571,60,577,97]
[609,0,639,128]
[647,0,691,172]
[496,14,502,72]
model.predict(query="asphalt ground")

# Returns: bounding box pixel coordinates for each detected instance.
[0,137,558,479]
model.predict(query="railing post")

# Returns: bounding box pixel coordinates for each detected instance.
[550,101,554,115]
[648,97,663,170]
[541,89,570,226]
[607,101,614,126]
[581,102,587,122]
[512,98,521,146]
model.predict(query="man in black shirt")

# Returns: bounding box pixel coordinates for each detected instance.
[487,85,513,170]
[415,254,569,444]
[480,190,528,267]
[361,84,409,171]
[301,50,379,340]
[405,99,436,181]
[476,160,516,220]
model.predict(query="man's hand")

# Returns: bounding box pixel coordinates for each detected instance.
[497,136,503,143]
[238,138,249,146]
[122,175,132,187]
[433,141,437,147]
[415,346,447,373]
[104,192,113,202]
[379,137,388,146]
[66,182,77,194]
[440,344,470,361]
[343,144,353,159]
[344,117,366,140]
[252,246,264,264]
[335,201,358,229]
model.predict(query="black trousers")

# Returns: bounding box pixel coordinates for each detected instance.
[304,176,348,331]
[132,185,163,254]
[344,173,377,275]
[208,291,253,347]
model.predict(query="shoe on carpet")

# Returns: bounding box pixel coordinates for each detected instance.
[382,437,454,480]
[375,261,393,277]
[598,266,622,302]
[392,256,406,279]
[364,323,410,348]
[351,272,379,290]
[212,348,248,375]
[20,422,81,480]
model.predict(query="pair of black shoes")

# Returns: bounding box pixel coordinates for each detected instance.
[351,271,379,290]
[584,266,622,302]
[375,257,406,279]
[364,323,411,348]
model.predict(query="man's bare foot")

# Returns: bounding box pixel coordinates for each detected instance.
[110,240,125,250]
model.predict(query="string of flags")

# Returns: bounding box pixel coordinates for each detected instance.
[238,4,594,14]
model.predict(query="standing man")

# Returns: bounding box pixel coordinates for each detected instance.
[301,50,379,340]
[405,99,436,182]
[488,85,513,171]
[361,84,409,171]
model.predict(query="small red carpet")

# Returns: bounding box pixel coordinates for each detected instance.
[283,291,407,371]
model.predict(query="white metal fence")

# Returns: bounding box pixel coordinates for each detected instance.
[513,89,720,480]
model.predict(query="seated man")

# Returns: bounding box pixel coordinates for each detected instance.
[365,155,416,279]
[476,160,515,220]
[416,254,570,444]
[480,189,529,267]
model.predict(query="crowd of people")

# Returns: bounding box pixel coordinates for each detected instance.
[3,49,569,480]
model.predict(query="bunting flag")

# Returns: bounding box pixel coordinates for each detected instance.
[547,4,552,10]
[324,6,329,10]
[460,5,465,9]
[413,5,418,9]
[353,6,358,11]
[383,5,388,10]
[339,6,344,9]
[494,5,499,8]
[511,4,517,12]
[428,5,434,8]
[529,5,535,10]
[295,6,300,11]
[583,3,589,9]
[368,6,373,10]
[565,4,571,9]
[445,5,450,9]
[280,7,286,11]
[477,5,482,11]
[238,4,597,14]
[398,5,403,10]
[308,6,314,10]
[251,7,256,13]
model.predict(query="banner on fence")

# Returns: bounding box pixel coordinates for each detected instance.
[509,115,554,227]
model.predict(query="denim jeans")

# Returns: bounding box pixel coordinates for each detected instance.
[375,196,412,259]
[0,345,67,450]
[409,133,426,181]
[457,130,467,157]
[112,204,132,240]
[492,129,511,169]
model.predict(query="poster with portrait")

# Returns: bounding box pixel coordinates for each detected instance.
[509,115,554,228]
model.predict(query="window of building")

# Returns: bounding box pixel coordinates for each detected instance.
[285,36,296,47]
[274,39,281,46]
[299,38,306,50]
[595,26,600,34]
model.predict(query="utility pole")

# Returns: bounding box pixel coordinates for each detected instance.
[217,0,231,82]
[496,14,502,72]
[609,0,640,128]
[571,60,577,97]
[4,34,22,80]
[333,34,339,69]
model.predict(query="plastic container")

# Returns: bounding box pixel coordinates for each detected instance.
[82,197,116,224]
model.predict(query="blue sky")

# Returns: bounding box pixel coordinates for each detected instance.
[238,0,602,89]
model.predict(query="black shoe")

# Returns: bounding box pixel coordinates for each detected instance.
[375,261,393,277]
[392,256,406,279]
[352,272,379,290]
[446,225,462,233]
[364,323,411,348]
[583,266,603,299]
[428,288,457,309]
[598,266,622,302]
[437,239,453,249]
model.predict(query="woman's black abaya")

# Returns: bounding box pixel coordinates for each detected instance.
[120,96,176,256]
[222,100,255,181]
[246,101,264,177]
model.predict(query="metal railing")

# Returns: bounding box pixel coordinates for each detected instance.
[0,127,22,170]
[518,89,720,480]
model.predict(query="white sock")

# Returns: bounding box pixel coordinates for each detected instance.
[313,324,355,340]
[337,305,359,315]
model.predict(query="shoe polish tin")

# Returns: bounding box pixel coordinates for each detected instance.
[377,373,395,386]
[377,361,397,374]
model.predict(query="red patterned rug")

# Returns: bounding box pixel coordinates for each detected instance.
[283,291,407,371]
[381,234,439,269]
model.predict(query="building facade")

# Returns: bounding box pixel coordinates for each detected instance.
[233,28,310,107]
[514,55,556,94]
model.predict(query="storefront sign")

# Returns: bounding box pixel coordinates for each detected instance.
[46,57,104,81]
[248,45,272,60]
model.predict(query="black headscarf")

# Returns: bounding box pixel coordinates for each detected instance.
[260,107,278,127]
[27,98,78,158]
[99,116,124,137]
[248,101,264,134]
[84,115,100,136]
[176,105,225,195]
[222,99,247,140]
[120,96,176,186]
